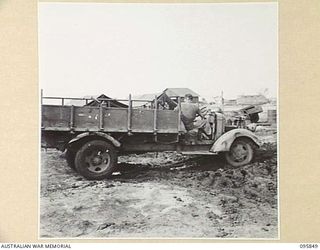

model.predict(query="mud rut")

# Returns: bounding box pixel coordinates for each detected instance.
[40,141,278,238]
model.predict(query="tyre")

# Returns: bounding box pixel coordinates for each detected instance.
[74,140,118,180]
[65,149,76,170]
[225,138,254,167]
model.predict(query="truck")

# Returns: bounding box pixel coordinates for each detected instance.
[41,93,261,180]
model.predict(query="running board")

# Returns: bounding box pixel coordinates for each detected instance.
[180,151,217,155]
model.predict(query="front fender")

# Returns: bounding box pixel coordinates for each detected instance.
[210,128,260,153]
[68,132,121,148]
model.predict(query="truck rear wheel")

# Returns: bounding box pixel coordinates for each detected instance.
[74,140,117,180]
[225,138,254,167]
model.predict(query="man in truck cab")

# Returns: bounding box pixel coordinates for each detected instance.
[177,94,211,138]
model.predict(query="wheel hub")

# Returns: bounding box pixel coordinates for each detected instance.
[92,156,103,166]
[231,144,248,161]
[84,150,111,173]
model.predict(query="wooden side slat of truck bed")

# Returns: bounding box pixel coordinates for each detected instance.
[41,105,183,134]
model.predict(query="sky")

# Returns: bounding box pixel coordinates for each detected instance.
[39,2,278,101]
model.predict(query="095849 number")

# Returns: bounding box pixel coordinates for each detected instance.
[300,244,318,248]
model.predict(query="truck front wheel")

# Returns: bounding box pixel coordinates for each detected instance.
[74,140,118,180]
[225,138,254,167]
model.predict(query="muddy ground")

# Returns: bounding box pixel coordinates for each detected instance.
[40,128,278,238]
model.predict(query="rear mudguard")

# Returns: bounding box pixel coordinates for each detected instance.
[68,132,121,148]
[210,128,260,153]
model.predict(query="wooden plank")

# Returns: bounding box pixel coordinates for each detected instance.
[73,106,100,130]
[131,128,178,133]
[127,94,132,134]
[42,104,182,134]
[42,105,71,128]
[41,127,181,134]
[131,109,180,133]
[153,95,157,134]
[41,127,71,132]
[70,105,74,129]
[103,108,128,131]
[99,105,104,130]
[177,97,181,133]
[157,110,180,133]
[131,109,154,131]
